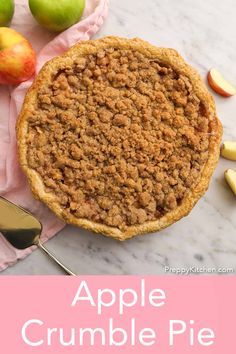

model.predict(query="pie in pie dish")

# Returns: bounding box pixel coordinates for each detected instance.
[17,36,222,240]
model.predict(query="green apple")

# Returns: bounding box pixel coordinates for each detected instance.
[0,0,14,26]
[28,0,86,32]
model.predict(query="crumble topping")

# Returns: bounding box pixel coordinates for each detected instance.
[26,47,211,230]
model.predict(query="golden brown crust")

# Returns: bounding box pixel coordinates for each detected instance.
[17,36,222,240]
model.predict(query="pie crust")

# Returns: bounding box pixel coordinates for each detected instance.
[17,37,222,240]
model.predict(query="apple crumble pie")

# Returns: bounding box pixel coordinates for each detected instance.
[17,37,222,240]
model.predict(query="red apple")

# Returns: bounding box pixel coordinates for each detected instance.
[0,27,36,85]
[207,68,236,97]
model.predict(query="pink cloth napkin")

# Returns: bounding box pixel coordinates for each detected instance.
[0,0,109,271]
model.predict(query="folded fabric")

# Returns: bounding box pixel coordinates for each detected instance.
[0,0,109,272]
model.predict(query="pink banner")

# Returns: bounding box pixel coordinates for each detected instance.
[0,276,235,353]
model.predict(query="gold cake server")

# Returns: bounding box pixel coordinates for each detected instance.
[0,196,76,275]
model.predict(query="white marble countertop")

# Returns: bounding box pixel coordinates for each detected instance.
[3,0,236,275]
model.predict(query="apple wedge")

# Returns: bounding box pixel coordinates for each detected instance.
[207,68,236,97]
[225,169,236,195]
[221,141,236,160]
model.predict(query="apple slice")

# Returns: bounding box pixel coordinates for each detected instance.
[207,68,236,97]
[225,169,236,195]
[221,141,236,160]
